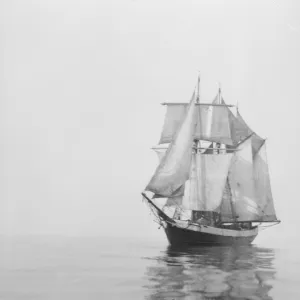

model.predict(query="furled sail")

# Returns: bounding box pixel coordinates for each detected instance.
[145,92,197,197]
[253,141,277,221]
[182,152,233,211]
[228,136,260,221]
[159,100,232,145]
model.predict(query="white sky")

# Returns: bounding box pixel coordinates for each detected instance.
[1,0,300,246]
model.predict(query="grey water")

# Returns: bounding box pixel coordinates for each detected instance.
[0,235,298,300]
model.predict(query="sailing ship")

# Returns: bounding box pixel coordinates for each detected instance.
[142,75,280,246]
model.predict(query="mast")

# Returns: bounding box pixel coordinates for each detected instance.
[213,83,222,154]
[218,83,227,154]
[227,178,237,223]
[218,82,221,104]
[196,73,206,212]
[196,73,201,149]
[196,73,201,209]
[197,73,200,104]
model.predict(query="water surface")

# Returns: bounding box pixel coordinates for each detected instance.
[0,236,297,299]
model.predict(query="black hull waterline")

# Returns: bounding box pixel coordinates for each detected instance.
[142,192,259,247]
[164,223,257,246]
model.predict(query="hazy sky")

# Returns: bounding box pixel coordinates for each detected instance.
[1,0,300,246]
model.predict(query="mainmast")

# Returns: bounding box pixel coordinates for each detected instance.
[217,83,236,223]
[214,83,222,154]
[196,73,206,211]
[227,178,238,223]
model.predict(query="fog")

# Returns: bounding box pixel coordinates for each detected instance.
[1,0,299,246]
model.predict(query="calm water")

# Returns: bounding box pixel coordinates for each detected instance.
[0,235,298,299]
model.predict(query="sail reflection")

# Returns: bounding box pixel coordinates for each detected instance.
[144,245,275,300]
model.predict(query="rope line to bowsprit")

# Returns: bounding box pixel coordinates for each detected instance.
[142,195,193,229]
[142,195,164,225]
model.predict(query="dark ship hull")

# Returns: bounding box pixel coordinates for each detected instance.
[164,223,257,246]
[142,193,259,247]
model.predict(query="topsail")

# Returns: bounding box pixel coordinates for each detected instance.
[159,101,232,145]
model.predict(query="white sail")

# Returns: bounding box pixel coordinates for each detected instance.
[251,133,265,157]
[159,104,188,144]
[153,151,183,211]
[253,142,277,221]
[235,110,264,155]
[228,137,260,221]
[209,106,232,145]
[219,98,265,155]
[182,153,233,211]
[153,148,167,163]
[145,92,197,197]
[152,147,183,199]
[204,154,233,211]
[159,101,232,145]
[219,180,234,222]
[208,95,232,145]
[228,106,252,145]
[182,153,201,210]
[164,197,192,223]
[165,196,182,207]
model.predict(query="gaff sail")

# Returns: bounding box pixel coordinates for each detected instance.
[228,136,260,221]
[253,141,277,221]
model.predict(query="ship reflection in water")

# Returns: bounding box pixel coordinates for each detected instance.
[145,245,275,300]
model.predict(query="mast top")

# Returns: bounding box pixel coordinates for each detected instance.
[218,82,222,104]
[196,73,200,104]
